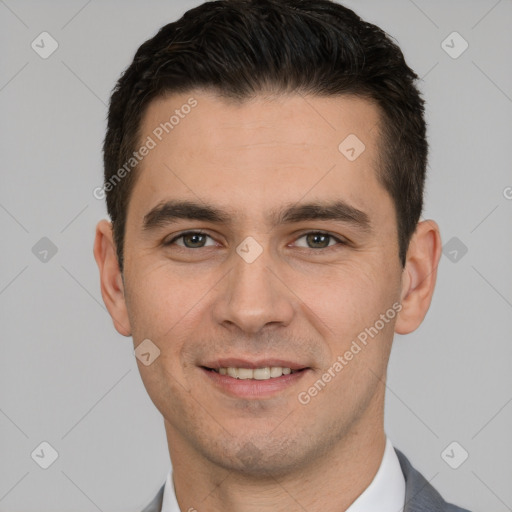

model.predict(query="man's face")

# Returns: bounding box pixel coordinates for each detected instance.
[120,91,404,474]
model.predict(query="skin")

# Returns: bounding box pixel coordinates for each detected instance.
[94,90,441,512]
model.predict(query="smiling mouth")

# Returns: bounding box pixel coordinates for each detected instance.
[203,366,306,380]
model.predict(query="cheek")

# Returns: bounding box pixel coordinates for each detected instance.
[290,260,401,390]
[297,265,398,411]
[125,261,194,337]
[124,267,201,408]
[300,261,399,334]
[124,262,215,378]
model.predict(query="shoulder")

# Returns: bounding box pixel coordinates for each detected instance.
[139,452,473,512]
[395,448,472,512]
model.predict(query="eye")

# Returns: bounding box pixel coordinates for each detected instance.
[163,230,347,251]
[293,231,347,250]
[164,231,217,249]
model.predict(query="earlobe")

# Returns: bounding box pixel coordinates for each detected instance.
[395,220,442,335]
[93,220,132,336]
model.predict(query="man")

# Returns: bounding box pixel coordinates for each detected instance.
[94,1,471,511]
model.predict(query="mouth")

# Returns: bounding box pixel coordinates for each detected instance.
[204,366,305,380]
[200,360,310,399]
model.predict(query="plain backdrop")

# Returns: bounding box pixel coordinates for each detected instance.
[1,1,511,511]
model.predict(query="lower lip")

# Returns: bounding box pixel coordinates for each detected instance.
[201,368,309,399]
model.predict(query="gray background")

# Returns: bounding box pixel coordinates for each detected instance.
[1,0,511,510]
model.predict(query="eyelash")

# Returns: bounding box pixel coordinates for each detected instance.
[164,230,348,252]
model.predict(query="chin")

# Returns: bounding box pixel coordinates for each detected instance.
[198,433,309,478]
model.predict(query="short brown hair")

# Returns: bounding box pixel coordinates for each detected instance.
[103,0,427,271]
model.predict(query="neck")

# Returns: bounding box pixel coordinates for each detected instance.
[166,417,386,512]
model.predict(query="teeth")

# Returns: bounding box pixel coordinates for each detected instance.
[270,367,283,378]
[215,366,296,380]
[253,367,271,380]
[237,368,253,379]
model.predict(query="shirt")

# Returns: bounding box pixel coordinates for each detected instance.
[161,437,405,511]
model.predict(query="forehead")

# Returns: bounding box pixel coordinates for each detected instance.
[129,90,390,226]
[141,90,382,154]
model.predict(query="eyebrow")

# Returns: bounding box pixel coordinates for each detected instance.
[142,199,371,233]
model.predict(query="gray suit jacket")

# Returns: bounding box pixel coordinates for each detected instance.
[140,448,471,512]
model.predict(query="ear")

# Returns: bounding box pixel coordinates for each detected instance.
[395,220,442,335]
[93,220,132,336]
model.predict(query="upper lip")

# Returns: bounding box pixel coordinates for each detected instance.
[201,358,309,370]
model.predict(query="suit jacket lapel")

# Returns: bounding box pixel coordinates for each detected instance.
[395,448,451,512]
[140,484,164,512]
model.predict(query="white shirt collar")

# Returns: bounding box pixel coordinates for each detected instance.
[161,437,405,512]
[347,437,405,512]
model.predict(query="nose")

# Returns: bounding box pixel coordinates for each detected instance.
[211,242,295,335]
